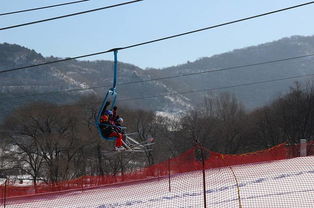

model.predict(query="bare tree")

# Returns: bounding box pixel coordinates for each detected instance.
[178,92,246,154]
[266,82,314,144]
[3,102,88,183]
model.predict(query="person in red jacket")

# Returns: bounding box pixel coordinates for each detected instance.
[100,109,125,151]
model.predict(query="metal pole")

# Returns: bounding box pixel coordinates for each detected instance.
[112,50,118,90]
[200,147,207,208]
[3,179,7,208]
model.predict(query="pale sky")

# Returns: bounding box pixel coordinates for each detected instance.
[1,0,314,69]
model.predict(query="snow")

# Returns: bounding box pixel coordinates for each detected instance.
[155,111,180,121]
[50,68,95,95]
[6,156,314,208]
[152,80,193,111]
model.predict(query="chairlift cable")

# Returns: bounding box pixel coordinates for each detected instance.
[118,73,314,102]
[0,0,143,31]
[0,1,313,74]
[3,70,314,109]
[3,52,314,100]
[0,0,92,16]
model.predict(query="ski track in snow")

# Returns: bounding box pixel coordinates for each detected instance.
[95,169,314,208]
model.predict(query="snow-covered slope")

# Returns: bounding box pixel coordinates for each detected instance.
[7,156,314,208]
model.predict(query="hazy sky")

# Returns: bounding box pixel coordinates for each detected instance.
[1,0,314,69]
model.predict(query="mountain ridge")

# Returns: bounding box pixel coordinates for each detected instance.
[1,35,314,120]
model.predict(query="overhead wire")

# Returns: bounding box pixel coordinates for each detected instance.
[3,52,314,100]
[3,71,314,113]
[0,0,143,31]
[1,1,314,114]
[118,72,314,102]
[1,1,314,74]
[0,0,92,16]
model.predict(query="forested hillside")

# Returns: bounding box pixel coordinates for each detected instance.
[1,35,314,121]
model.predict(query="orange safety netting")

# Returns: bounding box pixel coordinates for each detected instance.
[0,141,313,203]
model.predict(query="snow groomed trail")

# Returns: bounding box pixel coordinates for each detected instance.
[6,156,314,208]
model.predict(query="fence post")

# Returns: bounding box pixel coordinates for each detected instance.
[120,152,124,181]
[300,139,307,157]
[168,159,171,192]
[229,167,243,208]
[200,147,207,208]
[81,177,84,193]
[3,179,7,208]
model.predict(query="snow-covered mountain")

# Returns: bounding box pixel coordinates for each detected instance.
[1,35,314,120]
[0,43,192,120]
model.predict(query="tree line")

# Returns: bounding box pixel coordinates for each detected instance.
[0,81,314,187]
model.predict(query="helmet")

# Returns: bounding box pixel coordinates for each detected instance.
[116,117,123,123]
[105,110,113,116]
[100,115,109,123]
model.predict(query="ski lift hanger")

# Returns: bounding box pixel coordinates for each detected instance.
[95,49,154,152]
[95,49,119,141]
